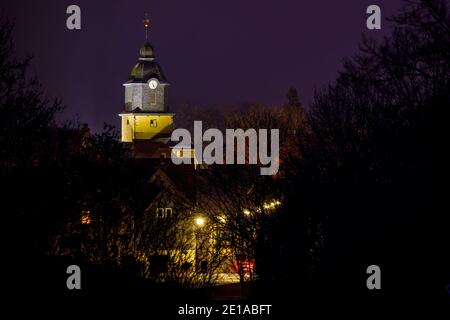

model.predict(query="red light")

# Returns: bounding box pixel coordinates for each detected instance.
[233,257,255,274]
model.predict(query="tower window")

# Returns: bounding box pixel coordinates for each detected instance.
[150,119,158,127]
[150,92,156,105]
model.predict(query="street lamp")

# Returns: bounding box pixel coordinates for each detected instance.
[195,217,205,227]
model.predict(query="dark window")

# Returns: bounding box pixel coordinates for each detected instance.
[150,92,156,105]
[200,261,208,273]
[150,119,157,127]
[150,255,169,275]
[181,262,192,272]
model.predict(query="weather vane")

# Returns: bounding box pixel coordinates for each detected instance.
[143,13,150,41]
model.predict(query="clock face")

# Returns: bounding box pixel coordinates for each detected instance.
[149,79,158,89]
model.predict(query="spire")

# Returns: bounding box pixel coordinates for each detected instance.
[143,13,150,41]
[139,13,154,60]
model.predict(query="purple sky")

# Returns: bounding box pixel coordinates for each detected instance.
[2,0,404,132]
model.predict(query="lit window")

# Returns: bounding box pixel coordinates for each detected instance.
[156,208,164,218]
[81,210,91,225]
[156,208,173,218]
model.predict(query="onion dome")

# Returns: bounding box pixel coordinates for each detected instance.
[127,42,167,83]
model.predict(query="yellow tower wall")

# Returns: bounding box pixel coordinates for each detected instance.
[120,114,174,142]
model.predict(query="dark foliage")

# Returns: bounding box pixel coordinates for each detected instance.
[0,0,445,312]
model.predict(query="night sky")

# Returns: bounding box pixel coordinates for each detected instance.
[2,0,404,132]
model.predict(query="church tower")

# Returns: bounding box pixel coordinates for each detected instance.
[120,15,174,143]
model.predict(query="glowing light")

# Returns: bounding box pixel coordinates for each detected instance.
[243,209,251,216]
[262,199,282,211]
[218,216,226,223]
[195,217,205,227]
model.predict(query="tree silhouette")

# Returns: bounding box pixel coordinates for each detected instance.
[286,0,447,296]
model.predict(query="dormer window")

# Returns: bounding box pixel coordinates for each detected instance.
[156,208,173,218]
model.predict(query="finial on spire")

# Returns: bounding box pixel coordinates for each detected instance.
[143,13,150,41]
